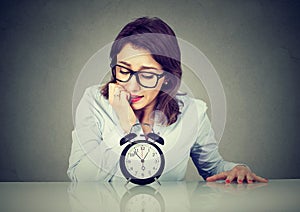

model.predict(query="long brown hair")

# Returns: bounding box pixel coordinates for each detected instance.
[101,17,182,125]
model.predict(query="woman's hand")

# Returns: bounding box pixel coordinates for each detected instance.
[206,165,268,184]
[108,83,136,133]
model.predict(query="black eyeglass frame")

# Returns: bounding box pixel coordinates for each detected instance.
[111,64,166,88]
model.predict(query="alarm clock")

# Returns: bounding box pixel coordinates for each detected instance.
[119,124,165,185]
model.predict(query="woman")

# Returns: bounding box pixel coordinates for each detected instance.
[67,17,268,184]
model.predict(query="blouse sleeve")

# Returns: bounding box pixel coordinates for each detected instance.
[67,87,123,182]
[190,100,239,180]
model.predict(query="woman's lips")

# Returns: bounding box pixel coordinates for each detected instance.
[130,95,143,103]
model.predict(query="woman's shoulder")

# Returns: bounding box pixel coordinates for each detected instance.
[83,85,105,98]
[83,84,102,96]
[176,94,208,116]
[81,85,109,106]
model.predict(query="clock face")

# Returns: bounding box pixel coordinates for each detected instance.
[120,186,165,212]
[120,140,165,185]
[125,194,162,212]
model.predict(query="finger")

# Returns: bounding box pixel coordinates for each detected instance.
[225,173,236,184]
[114,85,128,99]
[236,168,247,184]
[113,91,120,101]
[120,90,130,102]
[252,173,268,183]
[246,173,254,184]
[113,85,124,102]
[116,84,127,91]
[109,83,117,104]
[206,172,228,182]
[237,174,246,184]
[114,86,121,94]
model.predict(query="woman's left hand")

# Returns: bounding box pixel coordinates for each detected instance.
[206,165,268,184]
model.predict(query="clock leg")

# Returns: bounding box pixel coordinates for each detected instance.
[124,178,131,187]
[154,177,161,186]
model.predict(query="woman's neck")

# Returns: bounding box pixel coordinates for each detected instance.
[134,102,156,134]
[134,107,152,124]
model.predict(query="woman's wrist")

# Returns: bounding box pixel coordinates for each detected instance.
[119,115,136,133]
[120,121,135,134]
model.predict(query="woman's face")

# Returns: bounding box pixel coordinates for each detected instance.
[116,43,165,111]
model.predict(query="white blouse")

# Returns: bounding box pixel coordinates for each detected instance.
[67,85,238,182]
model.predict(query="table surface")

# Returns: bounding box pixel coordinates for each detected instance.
[0,179,299,211]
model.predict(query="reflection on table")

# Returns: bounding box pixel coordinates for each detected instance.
[0,180,299,211]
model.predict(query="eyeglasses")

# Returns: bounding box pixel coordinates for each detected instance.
[112,64,165,88]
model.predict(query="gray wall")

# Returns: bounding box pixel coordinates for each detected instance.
[0,0,299,181]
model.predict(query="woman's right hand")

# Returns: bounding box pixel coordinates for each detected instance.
[108,83,136,133]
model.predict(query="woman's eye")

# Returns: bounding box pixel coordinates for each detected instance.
[141,73,155,79]
[142,74,155,79]
[120,70,130,75]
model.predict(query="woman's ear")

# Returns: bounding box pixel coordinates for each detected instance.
[162,77,170,87]
[161,79,171,93]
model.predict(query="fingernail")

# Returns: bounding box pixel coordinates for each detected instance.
[248,180,253,183]
[225,179,231,184]
[238,180,243,184]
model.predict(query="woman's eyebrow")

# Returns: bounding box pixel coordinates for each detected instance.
[140,65,159,70]
[118,61,131,67]
[118,61,160,70]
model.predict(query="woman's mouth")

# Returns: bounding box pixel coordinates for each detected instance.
[130,95,144,103]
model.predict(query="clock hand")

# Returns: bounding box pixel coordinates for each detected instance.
[143,149,150,160]
[135,151,142,160]
[134,148,143,160]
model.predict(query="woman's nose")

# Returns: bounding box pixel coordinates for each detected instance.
[125,74,141,92]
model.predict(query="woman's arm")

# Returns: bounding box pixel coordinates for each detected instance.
[67,87,123,181]
[190,112,238,180]
[190,105,267,183]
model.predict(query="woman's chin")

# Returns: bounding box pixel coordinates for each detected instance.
[130,102,143,110]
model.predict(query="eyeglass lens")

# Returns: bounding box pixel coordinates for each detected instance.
[114,65,162,88]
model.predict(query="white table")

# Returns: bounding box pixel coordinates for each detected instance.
[0,179,299,211]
